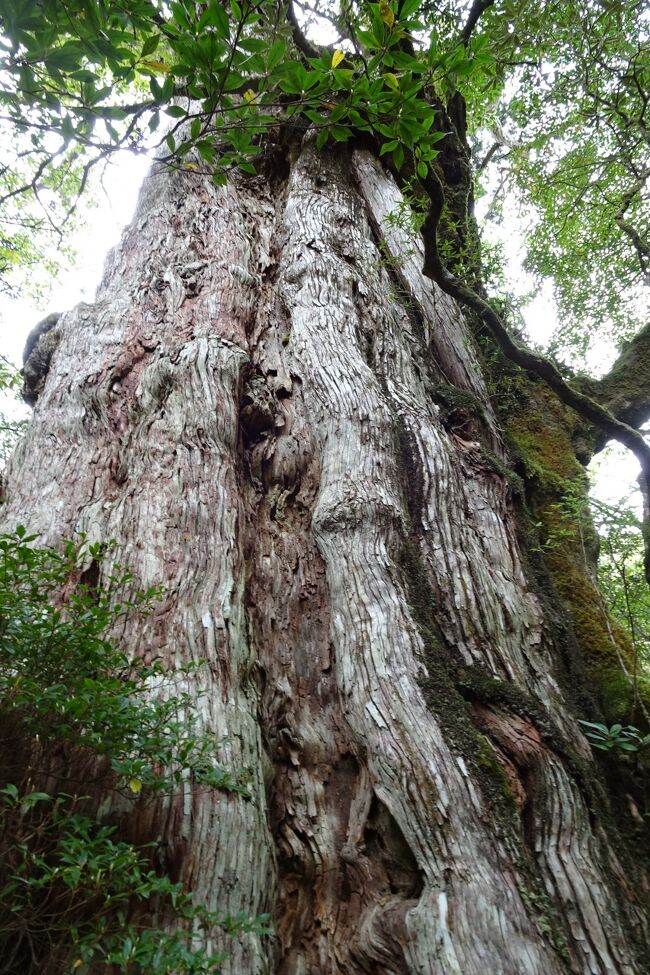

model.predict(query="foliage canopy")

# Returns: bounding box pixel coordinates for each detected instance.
[0,0,647,351]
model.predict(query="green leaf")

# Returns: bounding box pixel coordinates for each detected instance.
[399,0,422,19]
[578,721,609,732]
[209,0,230,38]
[140,34,160,58]
[267,38,286,71]
[239,37,266,53]
[278,61,308,94]
[330,124,352,142]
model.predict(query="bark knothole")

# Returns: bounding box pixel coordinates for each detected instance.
[22,311,62,406]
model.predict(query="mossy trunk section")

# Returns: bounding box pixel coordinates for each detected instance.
[2,142,648,973]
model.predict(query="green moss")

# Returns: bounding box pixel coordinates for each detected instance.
[503,382,646,721]
[474,734,516,807]
[431,382,486,419]
[517,882,570,960]
[507,385,584,490]
[546,539,639,718]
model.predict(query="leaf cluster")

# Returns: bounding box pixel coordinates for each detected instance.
[579,720,650,756]
[1,0,647,366]
[0,0,492,264]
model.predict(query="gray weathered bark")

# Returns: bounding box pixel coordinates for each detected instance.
[3,143,648,973]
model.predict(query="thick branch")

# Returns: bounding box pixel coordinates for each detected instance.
[590,321,650,440]
[460,0,495,45]
[287,1,321,61]
[419,168,650,583]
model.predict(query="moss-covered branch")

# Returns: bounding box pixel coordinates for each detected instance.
[588,321,650,446]
[418,167,650,584]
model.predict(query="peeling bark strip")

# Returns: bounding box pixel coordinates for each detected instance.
[2,148,647,973]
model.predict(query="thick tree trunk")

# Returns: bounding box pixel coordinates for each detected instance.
[3,143,648,973]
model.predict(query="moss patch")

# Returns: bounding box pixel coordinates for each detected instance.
[474,734,516,808]
[505,381,645,721]
[397,535,522,817]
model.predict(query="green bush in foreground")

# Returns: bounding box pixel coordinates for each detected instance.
[0,527,268,974]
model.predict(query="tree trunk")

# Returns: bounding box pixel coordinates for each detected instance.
[3,141,648,973]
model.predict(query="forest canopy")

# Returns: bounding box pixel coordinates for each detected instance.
[0,0,647,351]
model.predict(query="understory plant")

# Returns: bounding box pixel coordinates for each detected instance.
[0,527,268,974]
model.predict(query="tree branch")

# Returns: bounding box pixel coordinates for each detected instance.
[614,170,650,284]
[476,141,501,173]
[287,0,321,61]
[419,167,650,583]
[460,0,495,45]
[589,321,650,442]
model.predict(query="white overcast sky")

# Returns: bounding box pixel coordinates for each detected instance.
[0,147,640,508]
[0,150,150,369]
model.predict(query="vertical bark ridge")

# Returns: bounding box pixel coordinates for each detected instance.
[268,145,562,973]
[3,167,278,972]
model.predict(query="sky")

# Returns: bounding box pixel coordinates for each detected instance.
[474,198,642,511]
[0,147,641,511]
[0,150,150,371]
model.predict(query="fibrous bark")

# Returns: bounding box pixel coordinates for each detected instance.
[2,142,648,973]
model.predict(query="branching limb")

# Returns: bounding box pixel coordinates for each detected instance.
[460,0,495,45]
[614,171,650,284]
[476,141,501,173]
[589,321,650,441]
[419,167,650,583]
[287,0,321,61]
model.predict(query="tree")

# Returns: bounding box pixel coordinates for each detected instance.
[1,1,649,972]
